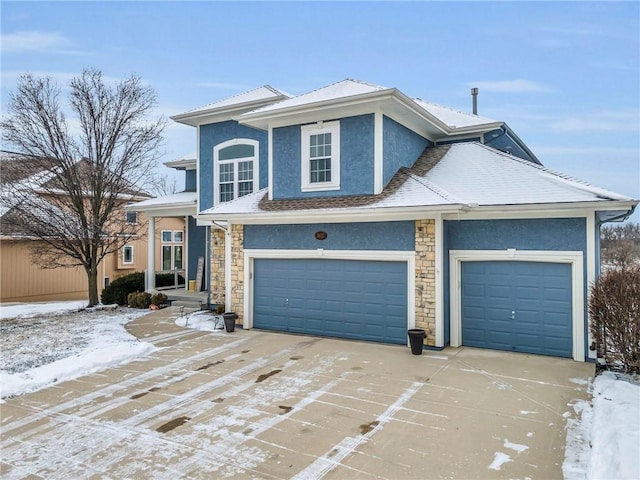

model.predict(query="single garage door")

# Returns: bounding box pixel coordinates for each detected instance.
[253,258,407,344]
[461,261,572,357]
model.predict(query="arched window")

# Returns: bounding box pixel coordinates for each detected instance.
[213,139,259,204]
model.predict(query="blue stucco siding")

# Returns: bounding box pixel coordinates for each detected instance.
[187,216,207,285]
[383,115,431,186]
[445,218,586,251]
[272,114,375,199]
[443,218,588,352]
[244,221,415,251]
[185,170,196,192]
[272,125,301,200]
[199,120,268,210]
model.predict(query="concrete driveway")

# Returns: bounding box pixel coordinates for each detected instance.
[1,308,592,479]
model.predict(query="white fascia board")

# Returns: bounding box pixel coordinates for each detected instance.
[446,201,638,219]
[129,205,198,217]
[239,89,398,127]
[164,158,197,170]
[197,204,465,225]
[171,97,287,127]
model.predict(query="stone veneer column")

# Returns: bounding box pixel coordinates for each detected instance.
[415,219,436,345]
[229,224,245,324]
[209,228,226,305]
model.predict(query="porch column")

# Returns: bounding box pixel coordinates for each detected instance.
[147,216,156,290]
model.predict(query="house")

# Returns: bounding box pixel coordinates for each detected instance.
[0,151,185,303]
[139,79,637,362]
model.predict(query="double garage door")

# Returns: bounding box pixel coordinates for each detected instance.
[461,261,573,358]
[251,257,574,357]
[253,258,408,345]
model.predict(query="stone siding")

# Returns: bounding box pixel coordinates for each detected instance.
[229,224,245,324]
[209,228,226,305]
[415,219,436,345]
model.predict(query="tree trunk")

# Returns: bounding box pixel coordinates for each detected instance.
[86,260,99,307]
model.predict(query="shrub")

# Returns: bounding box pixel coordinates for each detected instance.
[151,292,168,307]
[589,266,640,373]
[127,292,139,308]
[127,291,152,309]
[101,272,145,305]
[136,292,153,309]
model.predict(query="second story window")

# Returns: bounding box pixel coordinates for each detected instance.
[214,139,259,204]
[301,121,340,192]
[125,211,137,224]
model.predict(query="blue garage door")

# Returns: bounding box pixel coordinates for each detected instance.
[253,258,407,344]
[461,261,572,358]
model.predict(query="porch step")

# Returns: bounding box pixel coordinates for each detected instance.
[163,289,210,311]
[170,300,208,310]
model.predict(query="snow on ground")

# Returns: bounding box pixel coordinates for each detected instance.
[564,371,640,480]
[0,303,155,400]
[174,310,227,332]
[0,299,87,320]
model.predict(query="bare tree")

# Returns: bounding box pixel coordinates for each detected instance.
[601,222,640,268]
[149,170,180,196]
[1,69,165,306]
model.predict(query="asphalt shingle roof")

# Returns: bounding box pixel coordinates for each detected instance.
[198,142,633,220]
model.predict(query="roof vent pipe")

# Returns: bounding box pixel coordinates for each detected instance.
[471,87,478,115]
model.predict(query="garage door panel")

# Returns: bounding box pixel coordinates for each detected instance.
[254,258,408,345]
[462,261,572,358]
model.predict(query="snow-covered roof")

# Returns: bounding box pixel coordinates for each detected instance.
[171,85,290,126]
[246,79,388,115]
[238,78,503,140]
[197,143,636,222]
[164,152,196,170]
[127,191,197,216]
[185,85,288,115]
[413,99,498,130]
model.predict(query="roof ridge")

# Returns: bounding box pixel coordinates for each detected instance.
[342,77,388,90]
[405,171,465,204]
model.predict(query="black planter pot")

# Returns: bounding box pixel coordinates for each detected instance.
[223,312,237,332]
[408,329,426,355]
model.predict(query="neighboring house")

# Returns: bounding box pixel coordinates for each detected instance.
[136,79,637,362]
[0,151,185,303]
[126,153,205,293]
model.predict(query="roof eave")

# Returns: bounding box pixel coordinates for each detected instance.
[197,204,466,225]
[238,88,401,128]
[171,95,289,127]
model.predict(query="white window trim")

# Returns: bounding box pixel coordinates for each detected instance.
[301,121,340,192]
[161,230,173,244]
[173,230,183,243]
[213,138,259,205]
[449,249,585,362]
[122,245,134,264]
[125,210,138,225]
